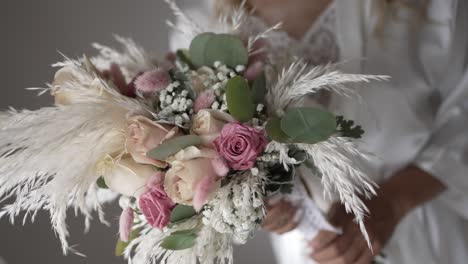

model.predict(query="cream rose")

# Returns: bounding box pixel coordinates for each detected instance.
[100,156,156,198]
[164,147,220,208]
[126,116,179,168]
[192,110,235,145]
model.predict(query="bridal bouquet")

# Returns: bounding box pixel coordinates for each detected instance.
[0,1,386,263]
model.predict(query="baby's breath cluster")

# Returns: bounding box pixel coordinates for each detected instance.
[202,173,265,244]
[157,80,193,127]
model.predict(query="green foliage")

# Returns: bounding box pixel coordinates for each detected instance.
[147,135,202,161]
[336,116,365,139]
[189,32,215,68]
[160,228,199,251]
[115,228,140,256]
[170,205,197,223]
[226,76,255,122]
[96,177,108,189]
[175,49,195,69]
[189,32,248,68]
[265,117,290,143]
[281,107,336,144]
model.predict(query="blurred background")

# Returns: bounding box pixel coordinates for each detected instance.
[0,0,275,263]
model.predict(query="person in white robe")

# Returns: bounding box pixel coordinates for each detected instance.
[170,0,468,263]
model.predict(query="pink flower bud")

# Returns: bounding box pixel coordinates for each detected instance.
[244,61,265,81]
[119,207,134,242]
[193,175,219,212]
[134,69,171,94]
[194,89,216,113]
[211,156,229,177]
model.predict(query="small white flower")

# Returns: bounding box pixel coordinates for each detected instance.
[256,104,265,112]
[118,196,132,209]
[166,84,174,92]
[186,99,193,106]
[211,101,220,109]
[214,61,222,68]
[175,115,183,125]
[173,81,180,88]
[217,72,226,81]
[220,104,228,111]
[181,90,189,97]
[250,167,259,176]
[165,95,173,104]
[213,83,221,90]
[235,65,246,72]
[229,72,237,78]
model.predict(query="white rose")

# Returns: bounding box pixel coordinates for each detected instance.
[164,148,220,208]
[192,110,235,144]
[99,155,156,198]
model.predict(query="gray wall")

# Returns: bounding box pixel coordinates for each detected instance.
[0,1,275,263]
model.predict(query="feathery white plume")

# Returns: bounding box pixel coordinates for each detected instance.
[91,35,157,81]
[0,59,150,253]
[295,136,377,246]
[266,61,389,115]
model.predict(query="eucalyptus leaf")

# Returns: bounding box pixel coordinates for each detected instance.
[176,49,195,69]
[170,205,196,223]
[281,107,336,144]
[160,232,197,251]
[252,72,267,104]
[115,229,140,256]
[226,76,254,122]
[204,34,248,68]
[96,177,108,189]
[265,117,291,143]
[171,228,199,236]
[189,32,214,68]
[147,135,202,161]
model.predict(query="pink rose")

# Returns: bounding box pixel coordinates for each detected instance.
[126,116,179,168]
[139,172,176,229]
[213,123,268,171]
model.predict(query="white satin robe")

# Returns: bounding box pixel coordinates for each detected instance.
[272,1,468,263]
[170,0,468,263]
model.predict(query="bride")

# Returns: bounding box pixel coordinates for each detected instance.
[172,0,468,263]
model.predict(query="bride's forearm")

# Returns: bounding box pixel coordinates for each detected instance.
[379,165,446,218]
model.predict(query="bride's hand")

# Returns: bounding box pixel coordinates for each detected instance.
[308,165,446,264]
[262,200,299,234]
[308,195,401,264]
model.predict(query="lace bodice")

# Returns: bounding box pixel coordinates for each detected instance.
[257,1,340,66]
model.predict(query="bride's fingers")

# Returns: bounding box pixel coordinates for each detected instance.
[321,232,366,264]
[309,230,339,252]
[310,226,358,262]
[355,247,374,264]
[262,201,295,231]
[274,208,298,234]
